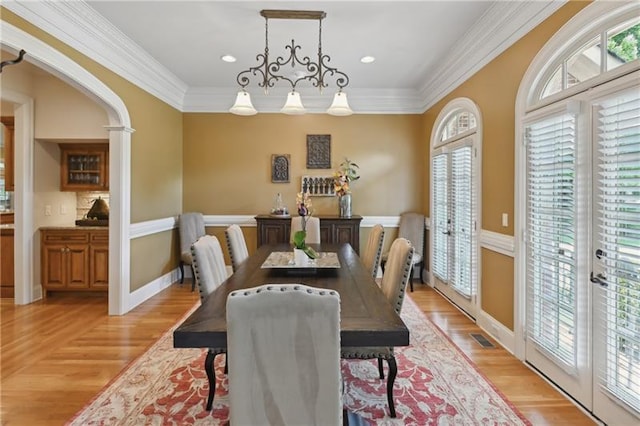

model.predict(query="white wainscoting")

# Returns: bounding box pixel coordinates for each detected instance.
[479,229,514,257]
[127,215,404,309]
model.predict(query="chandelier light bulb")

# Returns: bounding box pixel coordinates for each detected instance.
[327,91,353,116]
[229,91,257,116]
[280,91,306,115]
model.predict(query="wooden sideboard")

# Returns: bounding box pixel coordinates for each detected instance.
[255,215,363,254]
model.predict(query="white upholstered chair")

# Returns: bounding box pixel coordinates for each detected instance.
[289,216,321,244]
[361,224,385,279]
[190,235,228,411]
[342,237,414,418]
[224,224,249,273]
[383,212,424,291]
[226,284,342,425]
[178,212,206,290]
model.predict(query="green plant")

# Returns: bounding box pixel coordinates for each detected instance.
[293,191,318,259]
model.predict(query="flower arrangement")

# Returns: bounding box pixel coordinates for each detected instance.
[293,191,318,258]
[333,158,360,197]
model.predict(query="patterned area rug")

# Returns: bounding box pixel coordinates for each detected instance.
[68,296,530,425]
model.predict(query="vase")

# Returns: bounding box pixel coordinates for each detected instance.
[339,193,352,218]
[293,248,309,266]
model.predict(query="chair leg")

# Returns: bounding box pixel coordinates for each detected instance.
[377,358,384,379]
[179,261,184,284]
[190,264,196,292]
[224,353,228,374]
[409,265,415,292]
[204,350,216,411]
[386,356,398,418]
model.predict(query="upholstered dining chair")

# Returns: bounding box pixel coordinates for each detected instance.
[289,216,321,244]
[226,284,342,425]
[342,237,413,418]
[190,235,229,411]
[383,212,424,291]
[178,212,206,291]
[224,224,249,273]
[361,224,385,279]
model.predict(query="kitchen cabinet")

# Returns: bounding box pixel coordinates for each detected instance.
[1,227,14,298]
[255,215,362,254]
[1,117,14,192]
[60,143,109,191]
[40,228,108,297]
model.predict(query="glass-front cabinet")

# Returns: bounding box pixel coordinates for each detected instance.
[60,143,109,191]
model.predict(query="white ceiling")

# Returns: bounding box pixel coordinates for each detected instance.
[3,1,566,113]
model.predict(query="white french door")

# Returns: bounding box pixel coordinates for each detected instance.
[591,87,640,425]
[432,139,477,319]
[524,82,640,424]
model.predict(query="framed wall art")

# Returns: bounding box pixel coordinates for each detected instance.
[271,154,290,183]
[306,134,331,169]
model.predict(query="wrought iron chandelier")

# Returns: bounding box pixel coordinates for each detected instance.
[229,10,353,116]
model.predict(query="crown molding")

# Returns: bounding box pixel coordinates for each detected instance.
[182,86,424,114]
[3,0,187,111]
[4,0,565,114]
[416,0,567,112]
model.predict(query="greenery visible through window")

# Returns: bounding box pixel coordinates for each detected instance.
[608,22,640,63]
[540,19,640,100]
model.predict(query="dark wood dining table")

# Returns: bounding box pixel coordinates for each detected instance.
[173,243,409,349]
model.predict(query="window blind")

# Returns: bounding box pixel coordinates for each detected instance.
[451,146,473,297]
[526,112,578,369]
[432,154,449,281]
[596,90,640,412]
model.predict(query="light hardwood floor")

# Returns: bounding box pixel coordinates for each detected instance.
[1,282,595,425]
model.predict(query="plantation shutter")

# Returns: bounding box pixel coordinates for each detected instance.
[432,154,449,281]
[525,112,578,370]
[451,146,473,297]
[595,89,640,412]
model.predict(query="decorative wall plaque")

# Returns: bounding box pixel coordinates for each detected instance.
[271,154,290,183]
[306,134,331,169]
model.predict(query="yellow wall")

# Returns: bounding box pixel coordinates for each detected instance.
[421,1,590,327]
[183,114,424,216]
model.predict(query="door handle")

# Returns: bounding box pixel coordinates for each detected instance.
[590,272,608,287]
[442,230,451,235]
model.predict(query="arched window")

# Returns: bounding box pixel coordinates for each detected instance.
[431,98,481,319]
[515,2,639,423]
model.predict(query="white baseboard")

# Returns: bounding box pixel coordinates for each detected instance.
[128,268,180,311]
[477,310,516,354]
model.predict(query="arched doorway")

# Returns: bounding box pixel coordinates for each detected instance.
[1,21,133,315]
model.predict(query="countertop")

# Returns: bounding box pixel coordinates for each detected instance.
[39,226,108,231]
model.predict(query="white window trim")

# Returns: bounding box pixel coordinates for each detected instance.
[514,0,640,360]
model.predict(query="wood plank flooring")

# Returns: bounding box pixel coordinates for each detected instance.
[1,282,595,425]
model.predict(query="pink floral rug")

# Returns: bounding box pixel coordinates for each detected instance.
[68,296,530,425]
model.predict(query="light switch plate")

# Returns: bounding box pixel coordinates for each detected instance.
[501,213,508,227]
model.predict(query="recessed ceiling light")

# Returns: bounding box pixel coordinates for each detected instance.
[221,55,237,63]
[360,56,375,64]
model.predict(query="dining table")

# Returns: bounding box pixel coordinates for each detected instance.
[173,242,409,349]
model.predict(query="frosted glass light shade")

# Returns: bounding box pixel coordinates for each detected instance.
[229,91,257,116]
[327,91,353,116]
[280,91,306,115]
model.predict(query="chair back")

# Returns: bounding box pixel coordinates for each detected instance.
[179,212,206,265]
[225,224,249,272]
[380,238,414,314]
[227,284,342,425]
[362,224,385,278]
[191,235,227,301]
[289,216,321,245]
[398,212,424,257]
